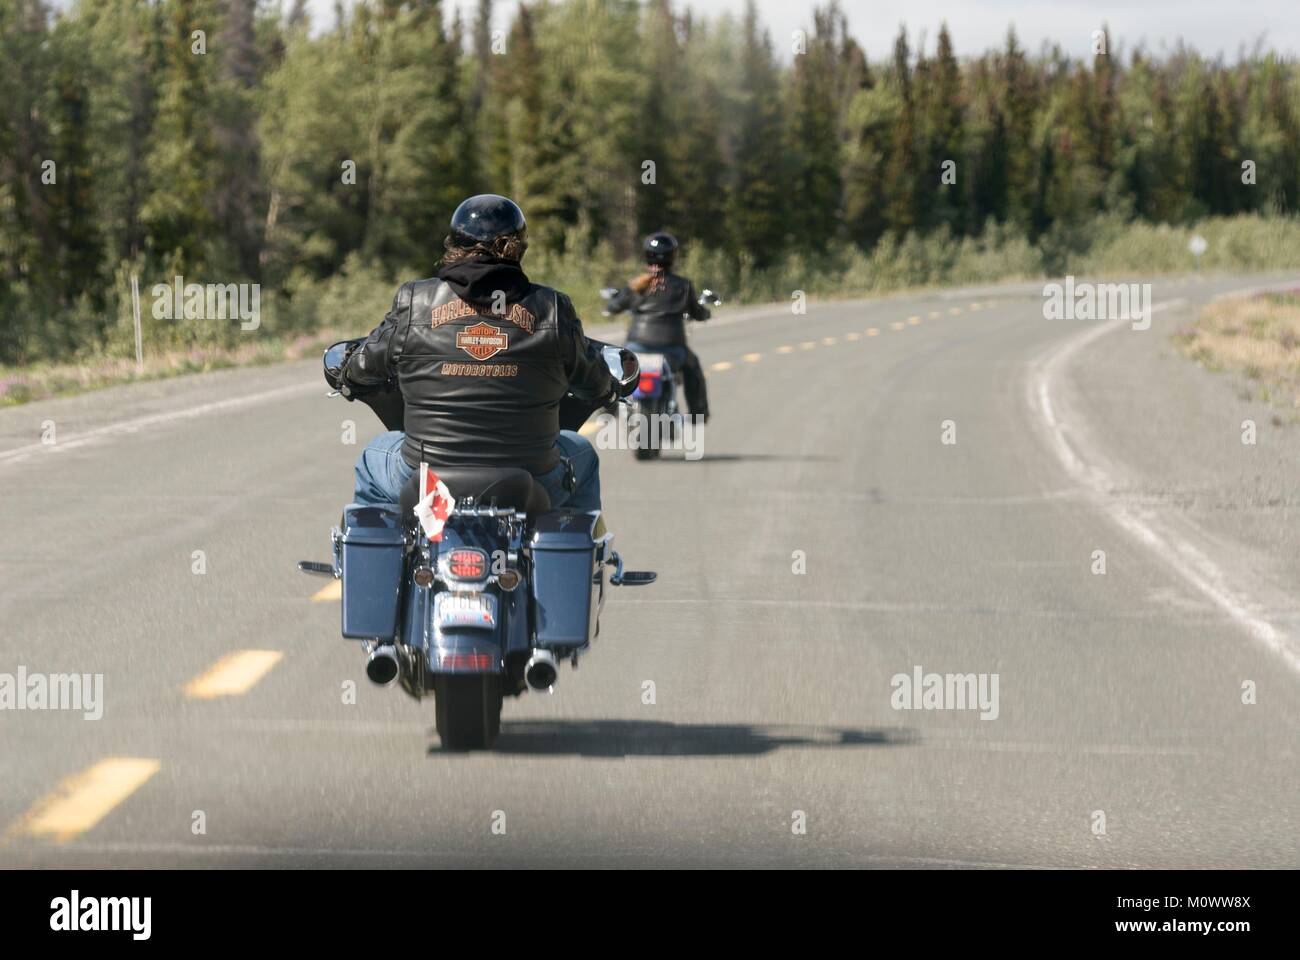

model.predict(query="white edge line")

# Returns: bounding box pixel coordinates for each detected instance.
[0,381,319,468]
[1028,296,1300,676]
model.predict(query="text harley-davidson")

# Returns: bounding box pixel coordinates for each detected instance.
[299,339,655,750]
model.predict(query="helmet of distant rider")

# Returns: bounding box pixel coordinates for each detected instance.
[643,231,678,267]
[449,194,528,250]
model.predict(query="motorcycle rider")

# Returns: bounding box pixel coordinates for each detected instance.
[603,232,710,422]
[341,194,618,510]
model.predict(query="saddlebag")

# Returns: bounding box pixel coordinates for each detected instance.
[338,505,406,640]
[530,510,602,652]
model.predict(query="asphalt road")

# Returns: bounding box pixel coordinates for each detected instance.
[1,272,1297,868]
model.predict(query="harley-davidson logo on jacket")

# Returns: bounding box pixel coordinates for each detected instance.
[431,298,536,334]
[455,321,509,360]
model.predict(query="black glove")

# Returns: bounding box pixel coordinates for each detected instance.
[323,339,364,396]
[336,350,363,399]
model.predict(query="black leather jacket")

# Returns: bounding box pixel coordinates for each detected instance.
[607,272,710,348]
[344,271,615,474]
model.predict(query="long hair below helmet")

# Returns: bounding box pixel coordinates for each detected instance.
[629,263,668,295]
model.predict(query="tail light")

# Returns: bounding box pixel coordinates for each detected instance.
[436,652,495,670]
[638,374,660,394]
[439,547,488,582]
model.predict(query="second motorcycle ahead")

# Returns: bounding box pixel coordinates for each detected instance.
[600,285,721,460]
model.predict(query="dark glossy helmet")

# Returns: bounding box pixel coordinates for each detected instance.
[450,194,527,245]
[643,231,678,266]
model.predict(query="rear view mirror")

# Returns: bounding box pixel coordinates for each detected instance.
[323,339,359,391]
[599,287,619,300]
[698,288,722,307]
[602,345,640,396]
[324,340,352,370]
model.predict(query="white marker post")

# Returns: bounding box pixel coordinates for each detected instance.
[130,274,143,372]
[1188,234,1208,272]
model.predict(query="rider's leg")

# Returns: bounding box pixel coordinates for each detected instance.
[533,430,602,512]
[352,430,416,506]
[680,347,710,420]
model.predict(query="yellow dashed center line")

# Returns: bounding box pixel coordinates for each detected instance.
[184,650,283,699]
[907,316,922,325]
[949,307,962,315]
[800,341,817,350]
[845,331,861,341]
[821,336,837,345]
[775,345,794,353]
[866,327,879,336]
[312,580,342,602]
[890,322,905,331]
[970,302,982,311]
[7,758,161,843]
[711,360,733,371]
[742,352,763,363]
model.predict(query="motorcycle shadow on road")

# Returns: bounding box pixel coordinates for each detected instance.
[641,453,840,464]
[428,720,916,758]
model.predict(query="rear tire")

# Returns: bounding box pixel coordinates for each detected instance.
[632,399,663,460]
[434,674,502,750]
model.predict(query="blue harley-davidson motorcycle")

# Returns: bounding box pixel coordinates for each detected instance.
[299,340,655,750]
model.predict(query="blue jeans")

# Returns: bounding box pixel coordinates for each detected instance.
[352,430,601,512]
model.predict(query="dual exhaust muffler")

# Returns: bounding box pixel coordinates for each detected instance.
[524,649,559,692]
[365,645,402,687]
[365,645,559,692]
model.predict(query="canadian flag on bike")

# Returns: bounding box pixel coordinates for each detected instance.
[414,463,453,542]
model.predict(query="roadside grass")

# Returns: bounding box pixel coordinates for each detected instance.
[0,330,348,408]
[5,213,1300,408]
[1174,290,1300,417]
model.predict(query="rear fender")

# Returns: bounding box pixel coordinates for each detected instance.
[403,519,524,675]
[632,352,669,399]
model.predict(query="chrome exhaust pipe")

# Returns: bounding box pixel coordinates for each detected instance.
[524,649,558,692]
[365,645,402,687]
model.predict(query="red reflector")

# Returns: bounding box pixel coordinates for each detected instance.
[438,652,494,670]
[638,375,658,392]
[447,548,486,579]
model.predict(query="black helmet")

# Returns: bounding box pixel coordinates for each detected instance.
[450,194,527,245]
[644,231,678,266]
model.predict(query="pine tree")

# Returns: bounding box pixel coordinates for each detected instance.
[998,27,1036,232]
[213,0,263,279]
[635,0,679,240]
[0,1,53,283]
[881,28,919,237]
[728,0,787,265]
[923,23,964,234]
[46,21,104,308]
[141,0,222,275]
[787,5,843,251]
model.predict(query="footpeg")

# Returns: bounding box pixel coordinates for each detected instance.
[606,550,654,586]
[612,570,656,586]
[297,560,336,577]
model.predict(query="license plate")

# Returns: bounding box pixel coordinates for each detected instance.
[436,592,497,630]
[636,352,666,373]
